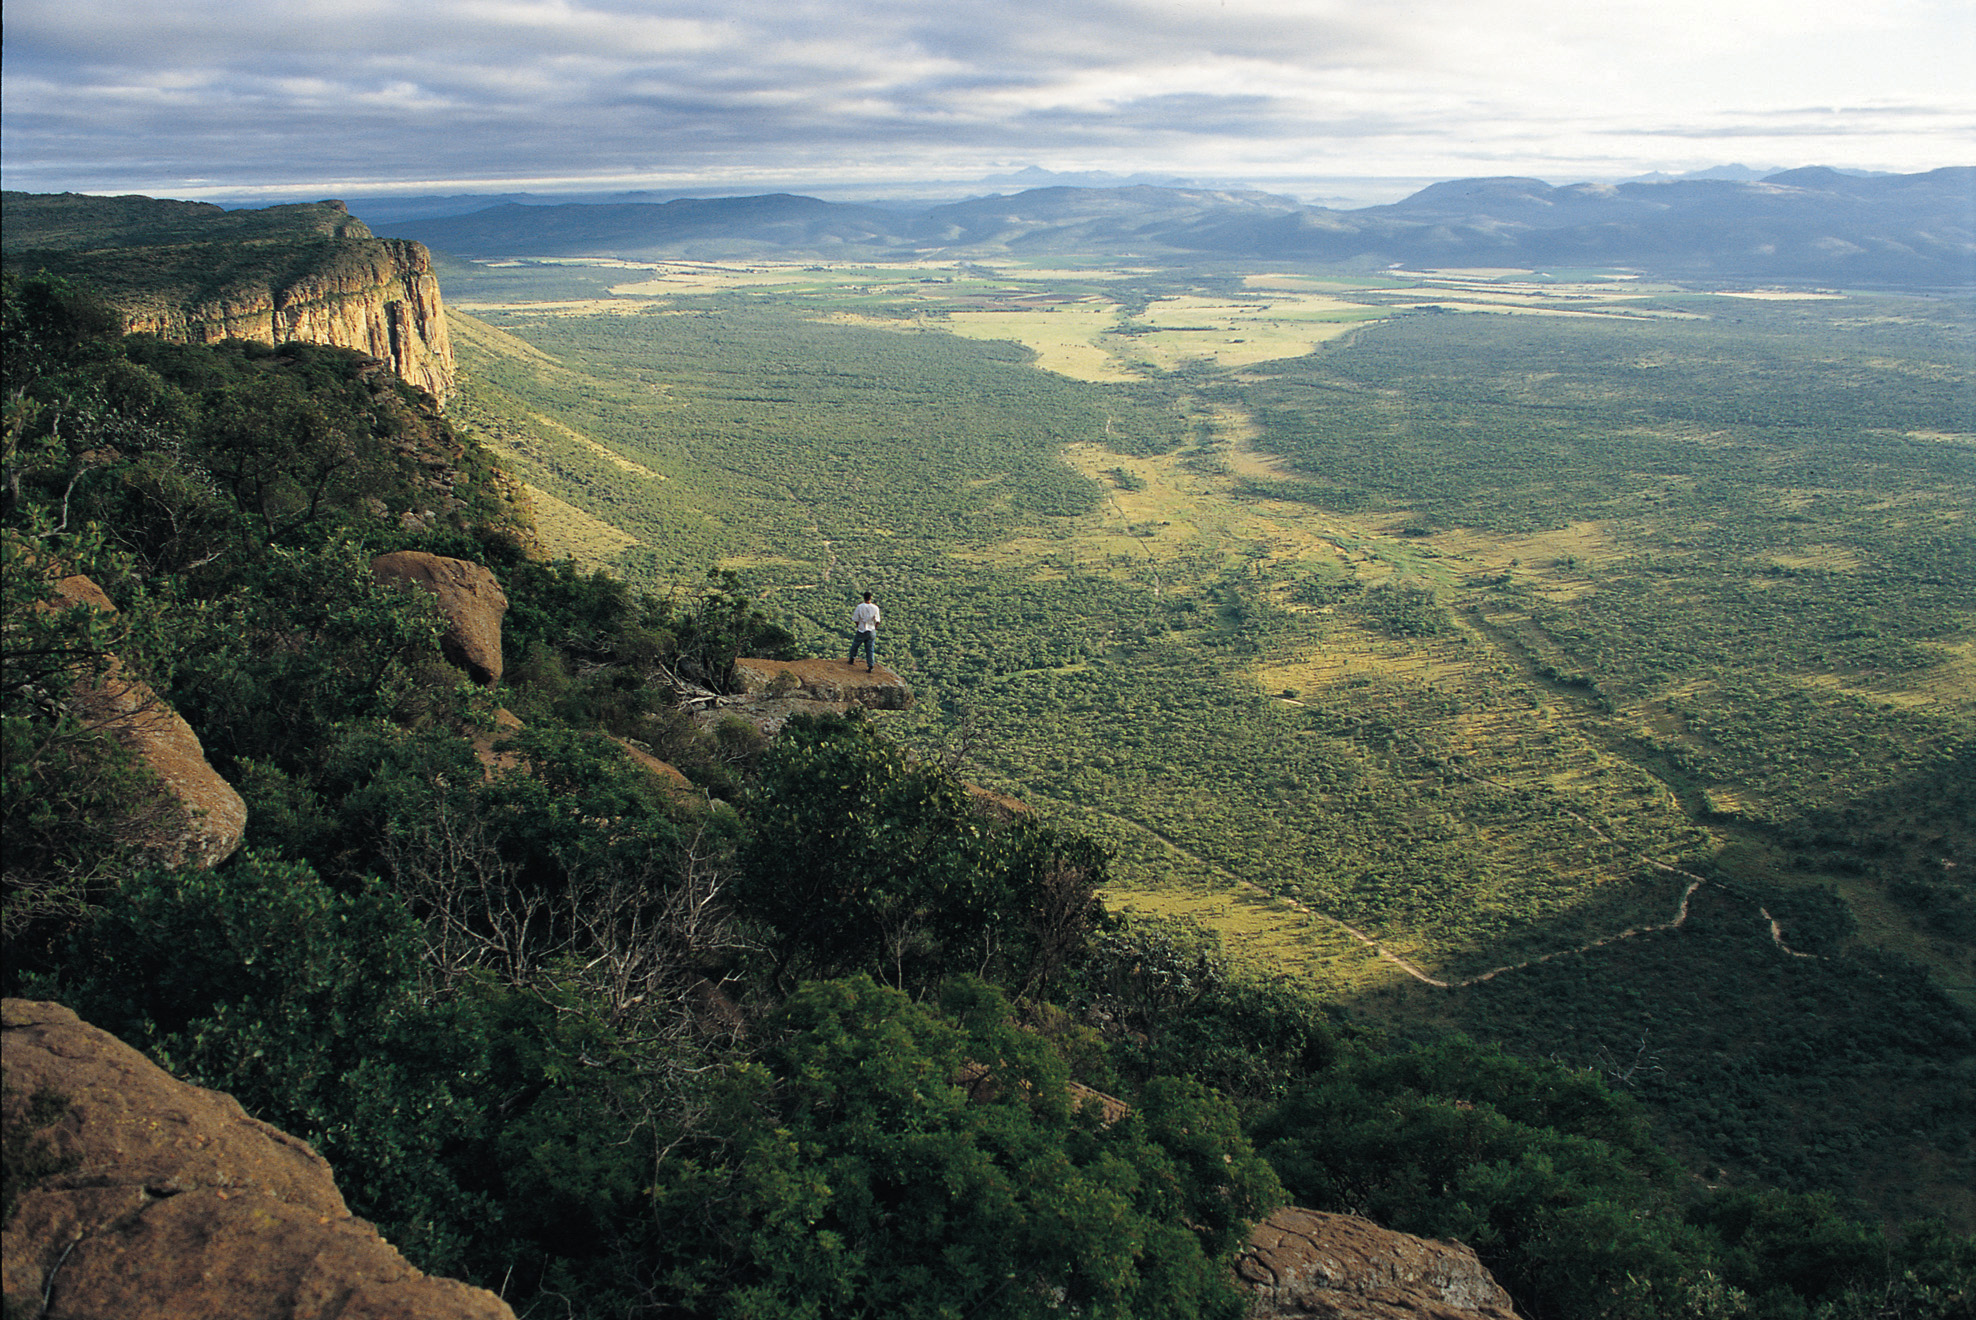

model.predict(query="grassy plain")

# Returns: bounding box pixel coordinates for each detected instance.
[442,254,1975,1219]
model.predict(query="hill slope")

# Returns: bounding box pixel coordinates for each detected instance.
[374,168,1976,287]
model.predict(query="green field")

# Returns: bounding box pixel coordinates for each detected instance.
[442,256,1976,1223]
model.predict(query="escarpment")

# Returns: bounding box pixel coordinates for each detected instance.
[122,237,456,404]
[2,193,456,403]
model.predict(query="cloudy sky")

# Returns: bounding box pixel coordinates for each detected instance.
[4,0,1971,206]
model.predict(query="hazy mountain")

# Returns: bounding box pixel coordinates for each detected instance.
[372,167,1976,287]
[376,193,911,260]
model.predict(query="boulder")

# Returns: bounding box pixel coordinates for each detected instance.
[45,576,246,869]
[611,736,702,803]
[1,999,514,1320]
[1236,1207,1521,1320]
[370,552,508,685]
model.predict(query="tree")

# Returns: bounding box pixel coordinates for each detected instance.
[643,976,1279,1320]
[739,713,1104,994]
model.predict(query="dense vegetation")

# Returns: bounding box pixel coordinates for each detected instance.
[445,267,1972,1239]
[4,258,1971,1320]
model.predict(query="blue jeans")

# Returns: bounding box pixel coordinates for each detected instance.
[848,629,876,668]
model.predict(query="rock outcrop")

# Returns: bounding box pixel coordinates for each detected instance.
[469,706,528,777]
[43,575,246,869]
[611,736,701,800]
[124,238,455,404]
[1236,1207,1521,1320]
[730,655,912,715]
[466,707,699,806]
[371,552,508,685]
[2,194,455,403]
[0,999,515,1320]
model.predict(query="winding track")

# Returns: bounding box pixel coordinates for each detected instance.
[1060,750,1809,992]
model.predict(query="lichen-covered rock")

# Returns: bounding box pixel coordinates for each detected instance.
[370,551,508,685]
[730,656,914,710]
[1236,1207,1521,1320]
[45,576,246,869]
[1,999,514,1320]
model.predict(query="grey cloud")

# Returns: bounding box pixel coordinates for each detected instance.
[2,0,1965,196]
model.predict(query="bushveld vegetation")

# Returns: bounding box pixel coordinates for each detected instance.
[3,253,1970,1320]
[444,259,1974,1234]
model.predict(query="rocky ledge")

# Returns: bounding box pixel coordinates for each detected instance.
[1236,1206,1522,1320]
[1,999,514,1320]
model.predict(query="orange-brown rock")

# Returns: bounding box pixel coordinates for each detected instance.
[611,736,701,802]
[371,552,508,685]
[730,656,914,710]
[1,999,514,1320]
[1236,1207,1521,1320]
[44,576,246,869]
[3,195,457,404]
[124,239,456,405]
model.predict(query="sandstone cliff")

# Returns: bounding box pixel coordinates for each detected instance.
[124,236,456,404]
[2,193,456,404]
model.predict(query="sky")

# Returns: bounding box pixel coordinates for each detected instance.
[3,0,1972,208]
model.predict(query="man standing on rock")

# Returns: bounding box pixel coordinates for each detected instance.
[848,591,881,671]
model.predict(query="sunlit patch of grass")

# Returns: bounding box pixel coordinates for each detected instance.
[450,309,568,367]
[1101,870,1404,994]
[524,483,644,563]
[1763,546,1865,572]
[941,307,1140,382]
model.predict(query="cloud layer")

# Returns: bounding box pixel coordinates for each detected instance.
[4,0,1970,199]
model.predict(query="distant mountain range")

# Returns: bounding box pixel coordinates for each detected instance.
[372,167,1975,288]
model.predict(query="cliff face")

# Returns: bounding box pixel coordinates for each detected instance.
[2,194,457,405]
[122,238,456,403]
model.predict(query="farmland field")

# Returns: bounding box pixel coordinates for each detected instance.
[439,253,1976,1221]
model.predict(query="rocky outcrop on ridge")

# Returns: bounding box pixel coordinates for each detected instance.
[0,999,515,1320]
[371,551,509,685]
[727,656,913,723]
[43,575,246,869]
[123,237,455,404]
[1236,1207,1521,1320]
[1,193,456,403]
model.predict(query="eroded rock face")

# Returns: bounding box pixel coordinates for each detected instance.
[1237,1207,1522,1320]
[370,551,508,686]
[45,576,246,869]
[0,999,514,1320]
[121,235,457,404]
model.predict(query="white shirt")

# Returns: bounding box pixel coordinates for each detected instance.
[852,602,881,632]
